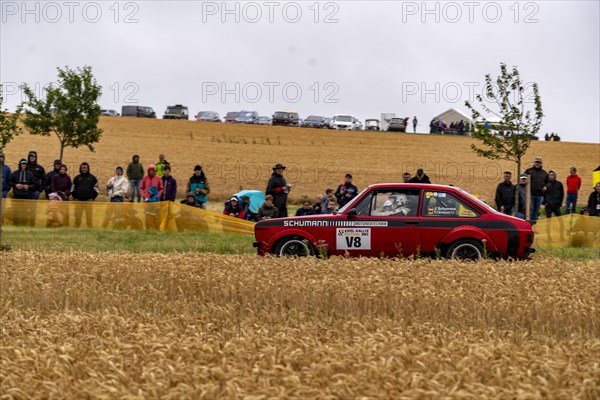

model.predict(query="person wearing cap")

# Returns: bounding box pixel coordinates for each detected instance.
[495,171,516,215]
[140,164,164,202]
[524,156,549,223]
[409,168,432,184]
[72,162,99,228]
[44,159,62,198]
[543,170,564,218]
[155,154,170,178]
[50,164,72,200]
[26,150,45,200]
[126,155,144,202]
[106,166,129,202]
[223,196,246,219]
[514,174,529,220]
[0,151,11,198]
[335,173,359,208]
[266,163,291,218]
[160,164,177,202]
[187,165,210,209]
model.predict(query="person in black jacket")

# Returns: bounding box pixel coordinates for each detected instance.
[524,156,549,223]
[8,159,37,226]
[44,159,62,198]
[514,174,528,220]
[295,200,316,216]
[71,162,98,227]
[588,182,600,216]
[335,174,359,208]
[543,170,564,218]
[26,150,45,200]
[495,171,515,215]
[408,168,432,184]
[265,163,290,218]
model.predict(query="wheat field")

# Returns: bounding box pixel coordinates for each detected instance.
[5,118,599,204]
[1,252,598,399]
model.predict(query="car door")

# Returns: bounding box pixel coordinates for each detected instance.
[333,189,421,257]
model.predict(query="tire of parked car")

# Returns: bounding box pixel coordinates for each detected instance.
[446,239,484,261]
[274,236,316,257]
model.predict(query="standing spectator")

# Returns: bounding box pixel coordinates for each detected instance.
[126,155,144,202]
[50,164,72,199]
[514,174,529,220]
[295,199,316,216]
[402,172,411,183]
[266,163,290,218]
[412,116,418,133]
[160,165,177,202]
[587,182,600,216]
[9,159,35,199]
[524,156,549,223]
[44,159,62,198]
[156,154,170,177]
[319,188,334,213]
[257,195,279,220]
[409,168,432,184]
[106,166,129,202]
[544,133,550,141]
[429,119,436,134]
[495,171,515,215]
[335,173,358,208]
[223,196,246,219]
[565,167,582,214]
[543,170,564,218]
[0,151,11,198]
[26,150,45,200]
[187,165,210,209]
[321,197,337,215]
[140,164,164,202]
[71,162,99,228]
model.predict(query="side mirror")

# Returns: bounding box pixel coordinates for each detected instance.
[347,208,357,219]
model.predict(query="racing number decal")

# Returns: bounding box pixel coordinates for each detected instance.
[336,228,371,250]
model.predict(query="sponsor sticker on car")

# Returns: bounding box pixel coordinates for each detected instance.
[336,228,371,250]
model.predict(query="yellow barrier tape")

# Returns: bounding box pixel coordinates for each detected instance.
[1,199,255,235]
[534,214,600,248]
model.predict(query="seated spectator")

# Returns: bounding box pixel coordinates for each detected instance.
[319,188,334,212]
[295,200,316,216]
[180,192,201,208]
[47,191,68,227]
[321,196,337,215]
[51,164,72,199]
[223,196,246,219]
[258,194,279,220]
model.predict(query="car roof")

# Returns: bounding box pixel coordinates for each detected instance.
[367,183,462,191]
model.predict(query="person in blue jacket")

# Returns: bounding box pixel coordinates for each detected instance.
[0,151,11,198]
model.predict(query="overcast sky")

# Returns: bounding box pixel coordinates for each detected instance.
[1,0,599,143]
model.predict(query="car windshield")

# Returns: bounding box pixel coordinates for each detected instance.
[167,107,184,114]
[306,115,322,121]
[336,116,352,122]
[391,118,403,122]
[458,188,497,213]
[337,187,369,214]
[274,112,291,118]
[240,112,254,118]
[226,112,240,118]
[196,111,207,117]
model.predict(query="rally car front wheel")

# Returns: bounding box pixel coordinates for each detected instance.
[446,239,484,261]
[274,237,315,257]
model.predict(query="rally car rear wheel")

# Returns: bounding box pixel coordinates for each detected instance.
[274,237,315,257]
[447,239,483,261]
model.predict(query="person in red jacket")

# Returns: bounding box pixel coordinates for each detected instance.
[565,167,582,214]
[140,164,164,201]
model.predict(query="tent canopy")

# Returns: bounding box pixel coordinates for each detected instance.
[432,108,472,124]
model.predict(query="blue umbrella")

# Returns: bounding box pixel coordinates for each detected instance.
[234,190,265,213]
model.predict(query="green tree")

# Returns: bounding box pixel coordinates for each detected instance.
[22,66,103,161]
[0,86,24,248]
[465,63,544,215]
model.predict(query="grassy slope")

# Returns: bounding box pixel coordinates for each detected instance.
[5,118,599,205]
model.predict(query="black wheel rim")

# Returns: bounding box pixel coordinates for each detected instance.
[280,240,311,256]
[453,244,481,260]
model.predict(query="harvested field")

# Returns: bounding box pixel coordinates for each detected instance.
[1,252,598,399]
[5,118,600,204]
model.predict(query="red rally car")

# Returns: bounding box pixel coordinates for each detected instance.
[254,184,535,260]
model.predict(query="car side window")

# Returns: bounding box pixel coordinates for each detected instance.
[369,190,420,217]
[421,191,480,218]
